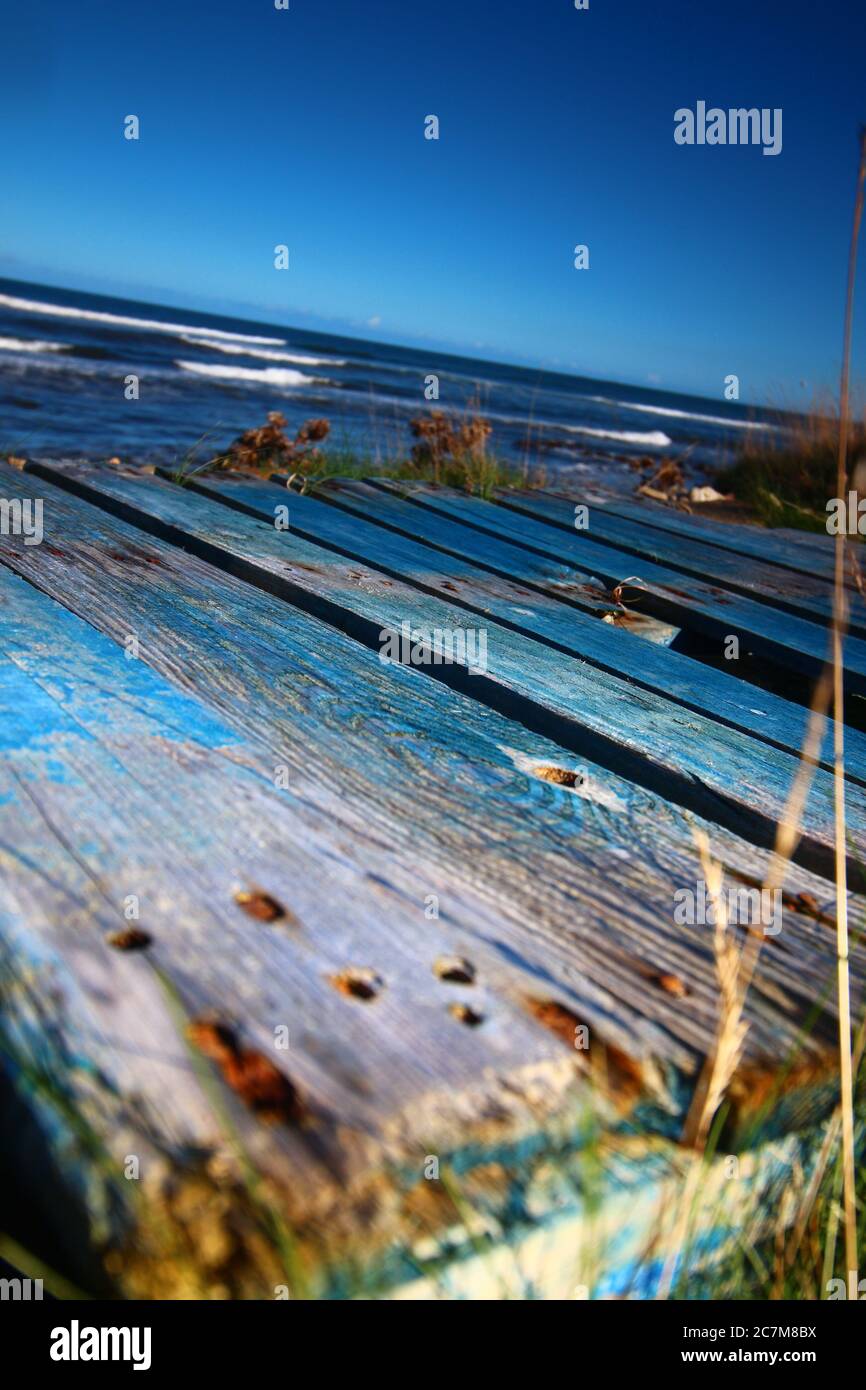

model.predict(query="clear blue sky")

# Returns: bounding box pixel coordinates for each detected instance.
[1,0,864,403]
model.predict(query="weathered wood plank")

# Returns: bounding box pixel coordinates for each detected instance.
[547,491,850,587]
[281,473,866,786]
[6,464,866,1293]
[0,569,641,1294]
[495,487,866,636]
[269,473,680,645]
[776,524,847,555]
[371,479,866,694]
[0,567,582,1121]
[19,460,866,882]
[2,462,860,1086]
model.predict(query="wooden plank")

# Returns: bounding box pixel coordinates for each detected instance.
[5,466,866,1294]
[495,487,866,636]
[2,461,860,1086]
[281,473,866,787]
[10,568,750,1298]
[776,524,847,555]
[5,572,647,1294]
[269,474,680,646]
[370,478,866,694]
[18,460,866,884]
[548,490,849,587]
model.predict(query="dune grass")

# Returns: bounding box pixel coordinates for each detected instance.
[716,399,866,533]
[170,406,546,500]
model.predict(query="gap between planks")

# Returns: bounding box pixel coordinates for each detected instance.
[1,461,862,1081]
[18,459,866,886]
[367,478,866,697]
[256,471,866,787]
[540,486,858,590]
[493,487,866,637]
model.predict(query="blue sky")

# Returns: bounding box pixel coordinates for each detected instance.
[1,0,864,403]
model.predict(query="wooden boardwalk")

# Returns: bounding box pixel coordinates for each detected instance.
[1,459,864,1299]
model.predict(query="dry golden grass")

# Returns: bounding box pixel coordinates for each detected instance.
[717,391,866,532]
[827,127,866,1284]
[657,132,866,1302]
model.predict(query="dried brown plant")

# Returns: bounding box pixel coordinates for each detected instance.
[210,412,330,477]
[409,407,493,488]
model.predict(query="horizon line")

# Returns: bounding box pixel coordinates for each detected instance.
[0,271,792,420]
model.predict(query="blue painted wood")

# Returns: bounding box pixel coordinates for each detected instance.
[0,569,687,1294]
[282,473,866,787]
[6,569,683,1296]
[20,460,866,884]
[4,469,866,1297]
[264,473,680,643]
[5,460,860,1079]
[550,490,849,587]
[496,487,866,636]
[372,479,866,694]
[776,524,846,555]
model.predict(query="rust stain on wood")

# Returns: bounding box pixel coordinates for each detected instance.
[105,927,153,952]
[433,956,476,984]
[532,764,584,788]
[234,889,291,924]
[187,1018,305,1124]
[656,972,690,998]
[328,967,382,1001]
[523,997,645,1106]
[448,1002,484,1027]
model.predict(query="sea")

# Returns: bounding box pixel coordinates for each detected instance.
[0,278,782,493]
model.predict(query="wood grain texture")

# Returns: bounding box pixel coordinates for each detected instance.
[3,467,866,1294]
[268,472,680,644]
[550,489,853,588]
[372,478,866,693]
[2,462,861,1086]
[495,488,866,635]
[0,569,617,1292]
[22,460,866,882]
[284,473,866,786]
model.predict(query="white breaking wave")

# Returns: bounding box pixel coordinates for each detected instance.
[559,425,672,447]
[179,335,346,367]
[176,359,319,387]
[0,293,286,346]
[303,388,669,443]
[0,334,66,353]
[584,394,770,431]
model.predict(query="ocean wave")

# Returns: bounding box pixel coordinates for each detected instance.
[584,395,770,431]
[559,425,672,447]
[0,334,66,353]
[280,383,675,447]
[178,335,346,367]
[0,293,286,346]
[175,359,320,388]
[314,388,669,446]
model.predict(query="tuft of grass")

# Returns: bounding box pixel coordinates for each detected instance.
[167,428,224,485]
[176,405,546,499]
[716,397,866,532]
